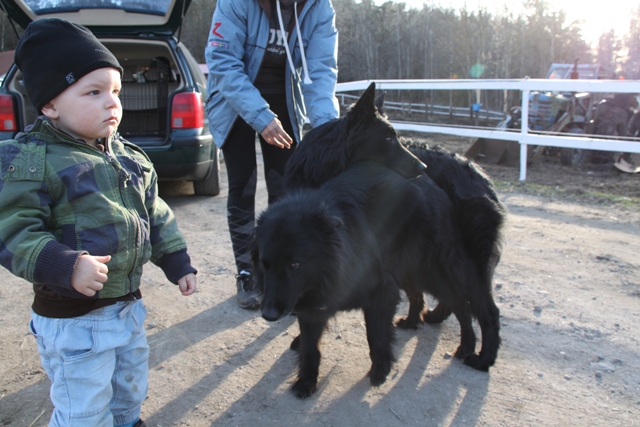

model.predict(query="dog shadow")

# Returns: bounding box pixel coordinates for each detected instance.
[407,322,490,426]
[1,295,293,427]
[146,295,261,368]
[145,309,296,426]
[5,301,487,426]
[309,319,490,426]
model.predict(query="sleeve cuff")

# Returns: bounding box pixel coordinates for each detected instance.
[155,249,198,284]
[254,109,276,134]
[33,240,85,289]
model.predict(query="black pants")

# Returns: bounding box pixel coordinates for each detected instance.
[222,94,297,274]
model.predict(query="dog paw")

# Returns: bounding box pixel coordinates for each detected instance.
[463,354,492,372]
[423,305,452,324]
[395,317,420,330]
[369,361,391,387]
[291,378,317,399]
[423,312,444,324]
[453,345,474,360]
[290,335,300,351]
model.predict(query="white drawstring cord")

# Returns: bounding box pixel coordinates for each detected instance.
[276,1,312,85]
[276,1,296,76]
[119,301,134,318]
[294,2,313,84]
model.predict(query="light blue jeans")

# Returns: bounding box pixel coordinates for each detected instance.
[30,300,149,427]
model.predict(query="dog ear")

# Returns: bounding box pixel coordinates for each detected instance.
[375,92,387,117]
[317,202,344,230]
[351,82,377,120]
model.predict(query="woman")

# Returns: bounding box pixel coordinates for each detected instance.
[205,0,339,309]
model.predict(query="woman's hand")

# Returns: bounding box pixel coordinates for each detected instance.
[261,118,293,149]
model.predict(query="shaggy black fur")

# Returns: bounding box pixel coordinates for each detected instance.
[255,84,504,400]
[254,162,404,398]
[286,84,505,336]
[255,156,501,399]
[283,83,504,369]
[397,142,507,330]
[284,83,426,190]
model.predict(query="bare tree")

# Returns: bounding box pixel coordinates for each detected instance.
[180,0,217,63]
[0,0,626,90]
[622,5,640,79]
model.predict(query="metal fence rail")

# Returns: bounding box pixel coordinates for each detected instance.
[336,79,640,181]
[337,93,506,121]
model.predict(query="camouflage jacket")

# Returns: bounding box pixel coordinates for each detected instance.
[0,117,195,300]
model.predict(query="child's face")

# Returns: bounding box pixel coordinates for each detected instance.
[41,67,122,146]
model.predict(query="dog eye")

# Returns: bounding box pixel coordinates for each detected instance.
[289,262,299,270]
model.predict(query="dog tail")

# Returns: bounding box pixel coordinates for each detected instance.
[457,196,506,284]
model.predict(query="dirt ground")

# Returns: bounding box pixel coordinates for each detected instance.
[1,133,639,427]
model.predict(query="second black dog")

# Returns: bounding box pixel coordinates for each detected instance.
[397,142,507,330]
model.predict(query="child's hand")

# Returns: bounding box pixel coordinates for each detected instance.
[177,273,197,296]
[71,254,111,297]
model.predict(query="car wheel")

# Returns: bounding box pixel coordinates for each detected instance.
[194,147,220,197]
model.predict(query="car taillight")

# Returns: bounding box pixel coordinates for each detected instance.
[0,94,17,131]
[171,92,204,129]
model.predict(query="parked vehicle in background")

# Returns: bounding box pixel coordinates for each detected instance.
[0,0,220,196]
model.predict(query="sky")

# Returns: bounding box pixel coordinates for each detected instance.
[373,0,638,47]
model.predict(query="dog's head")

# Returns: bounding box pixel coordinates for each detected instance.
[284,82,426,189]
[342,83,426,175]
[253,194,344,321]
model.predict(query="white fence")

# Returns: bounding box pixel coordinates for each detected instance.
[336,92,507,122]
[336,79,640,181]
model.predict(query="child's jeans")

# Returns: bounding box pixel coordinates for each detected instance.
[30,299,149,427]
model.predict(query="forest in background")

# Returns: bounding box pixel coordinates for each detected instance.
[180,0,640,114]
[178,0,640,82]
[1,0,639,83]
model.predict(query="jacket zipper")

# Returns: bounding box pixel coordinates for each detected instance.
[104,148,139,294]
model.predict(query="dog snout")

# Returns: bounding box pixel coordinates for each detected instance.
[261,305,283,321]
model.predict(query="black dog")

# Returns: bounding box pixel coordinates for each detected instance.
[368,91,506,329]
[282,82,502,372]
[255,158,498,398]
[254,162,406,398]
[397,142,507,329]
[284,83,426,190]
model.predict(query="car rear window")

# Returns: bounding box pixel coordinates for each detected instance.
[26,0,172,16]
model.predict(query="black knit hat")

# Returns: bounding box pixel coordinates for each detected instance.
[14,18,123,113]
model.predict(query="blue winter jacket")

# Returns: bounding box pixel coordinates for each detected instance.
[204,0,339,147]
